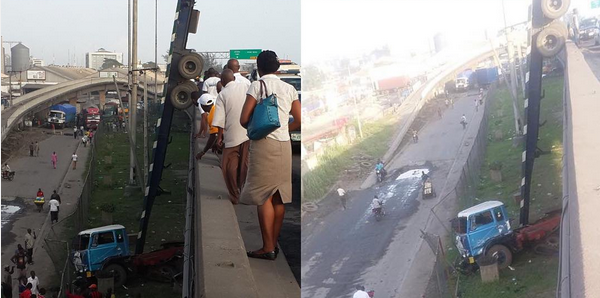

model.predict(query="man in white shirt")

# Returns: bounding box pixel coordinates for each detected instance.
[27,270,40,295]
[49,196,60,224]
[72,152,78,170]
[212,69,250,204]
[353,285,370,298]
[226,59,251,88]
[337,187,347,210]
[201,68,221,97]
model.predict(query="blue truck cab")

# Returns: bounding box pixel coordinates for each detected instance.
[453,201,511,265]
[71,225,130,277]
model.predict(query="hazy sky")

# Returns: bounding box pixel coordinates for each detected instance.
[1,0,300,66]
[302,0,597,64]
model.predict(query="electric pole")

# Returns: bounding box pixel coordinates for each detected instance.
[143,70,148,190]
[130,0,138,186]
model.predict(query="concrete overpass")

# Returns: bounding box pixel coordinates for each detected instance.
[1,76,162,142]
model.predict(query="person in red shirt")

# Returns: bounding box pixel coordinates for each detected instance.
[88,284,102,298]
[65,288,84,298]
[19,283,32,298]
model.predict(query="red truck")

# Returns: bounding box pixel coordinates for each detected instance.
[83,106,101,130]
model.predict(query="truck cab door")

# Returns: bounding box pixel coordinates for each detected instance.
[88,231,120,271]
[467,210,499,257]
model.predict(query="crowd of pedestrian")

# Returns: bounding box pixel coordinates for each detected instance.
[194,52,301,261]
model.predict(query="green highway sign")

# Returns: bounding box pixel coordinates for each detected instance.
[230,49,262,60]
[593,0,600,9]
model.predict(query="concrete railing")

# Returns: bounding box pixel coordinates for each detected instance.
[558,42,600,298]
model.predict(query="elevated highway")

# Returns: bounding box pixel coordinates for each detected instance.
[1,76,161,142]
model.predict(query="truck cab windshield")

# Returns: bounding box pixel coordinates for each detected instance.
[49,112,64,119]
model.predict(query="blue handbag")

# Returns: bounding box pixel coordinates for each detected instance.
[247,80,281,140]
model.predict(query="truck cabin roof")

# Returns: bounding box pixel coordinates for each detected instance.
[457,200,503,218]
[78,224,126,236]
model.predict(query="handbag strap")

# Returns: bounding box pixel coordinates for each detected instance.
[260,80,269,100]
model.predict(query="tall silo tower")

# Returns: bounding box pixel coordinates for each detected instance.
[11,43,30,72]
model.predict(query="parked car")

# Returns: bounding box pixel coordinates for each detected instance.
[579,17,599,41]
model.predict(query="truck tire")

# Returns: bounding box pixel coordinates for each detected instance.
[486,244,513,270]
[170,81,198,110]
[177,53,204,79]
[102,264,127,288]
[536,23,566,58]
[540,0,570,20]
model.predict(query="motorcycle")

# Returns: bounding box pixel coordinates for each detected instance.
[2,171,15,181]
[372,204,385,222]
[375,168,386,183]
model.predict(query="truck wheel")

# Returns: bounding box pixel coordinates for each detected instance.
[102,264,127,288]
[177,53,204,79]
[536,23,566,58]
[170,81,198,110]
[486,244,513,270]
[540,0,570,20]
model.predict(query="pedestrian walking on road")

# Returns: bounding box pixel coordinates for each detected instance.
[26,271,39,296]
[444,98,449,108]
[80,126,84,137]
[461,114,468,130]
[24,229,36,264]
[34,142,39,157]
[29,143,34,157]
[3,266,15,298]
[337,187,347,210]
[49,197,60,224]
[35,189,45,213]
[73,127,78,139]
[412,130,419,143]
[211,69,250,204]
[82,135,88,147]
[437,107,442,119]
[71,152,78,170]
[51,152,58,169]
[11,245,27,277]
[202,68,221,97]
[474,98,479,112]
[239,50,301,261]
[450,97,454,109]
[50,190,61,204]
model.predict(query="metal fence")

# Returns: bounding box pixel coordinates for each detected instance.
[422,82,500,297]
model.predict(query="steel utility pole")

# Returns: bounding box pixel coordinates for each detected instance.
[130,0,138,186]
[143,71,148,189]
[516,44,527,98]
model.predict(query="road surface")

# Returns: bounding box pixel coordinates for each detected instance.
[581,42,600,81]
[301,89,485,298]
[1,129,90,297]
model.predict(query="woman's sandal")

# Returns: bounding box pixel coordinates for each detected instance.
[247,250,277,261]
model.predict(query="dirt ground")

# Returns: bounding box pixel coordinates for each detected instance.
[2,126,65,162]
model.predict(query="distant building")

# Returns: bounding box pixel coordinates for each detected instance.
[31,58,44,67]
[434,33,447,53]
[86,48,123,70]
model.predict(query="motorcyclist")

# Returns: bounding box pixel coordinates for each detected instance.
[375,159,386,181]
[421,171,430,183]
[371,196,384,214]
[2,163,11,175]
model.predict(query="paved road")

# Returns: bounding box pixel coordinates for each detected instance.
[279,152,301,284]
[580,40,600,81]
[301,90,484,298]
[1,129,90,297]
